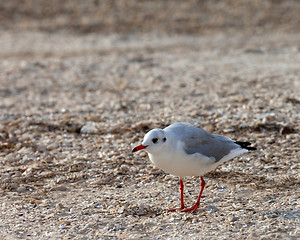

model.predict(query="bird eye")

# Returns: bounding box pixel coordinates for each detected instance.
[152,138,158,144]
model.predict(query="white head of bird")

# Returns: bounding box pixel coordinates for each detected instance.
[132,129,168,154]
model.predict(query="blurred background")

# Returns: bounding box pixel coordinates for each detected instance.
[1,0,299,35]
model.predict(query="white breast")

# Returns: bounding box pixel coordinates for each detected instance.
[147,141,248,177]
[147,143,217,177]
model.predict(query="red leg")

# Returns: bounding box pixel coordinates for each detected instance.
[182,176,205,213]
[167,178,186,212]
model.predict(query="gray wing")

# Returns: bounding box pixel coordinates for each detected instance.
[167,123,240,162]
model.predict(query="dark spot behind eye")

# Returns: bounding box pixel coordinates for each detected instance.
[163,137,166,142]
[152,138,158,143]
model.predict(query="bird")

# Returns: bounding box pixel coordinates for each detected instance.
[132,122,256,213]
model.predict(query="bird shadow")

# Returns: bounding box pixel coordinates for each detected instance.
[205,170,299,190]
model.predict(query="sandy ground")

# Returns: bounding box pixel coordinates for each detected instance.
[0,1,300,240]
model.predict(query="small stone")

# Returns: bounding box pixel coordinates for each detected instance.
[18,147,33,155]
[204,124,215,132]
[86,115,102,122]
[4,153,16,162]
[239,122,249,128]
[39,170,54,177]
[149,168,164,175]
[262,113,275,123]
[37,144,47,152]
[60,220,71,226]
[139,152,147,157]
[114,224,124,231]
[119,164,129,173]
[206,205,219,212]
[118,208,125,214]
[19,133,31,142]
[60,225,67,230]
[21,156,33,164]
[7,183,18,191]
[47,142,59,151]
[98,151,104,158]
[228,215,238,222]
[212,197,220,203]
[56,203,65,210]
[291,164,298,170]
[50,186,69,192]
[247,231,259,240]
[40,199,52,207]
[15,143,22,150]
[12,171,22,178]
[80,121,98,134]
[223,128,235,133]
[16,186,27,193]
[264,152,273,160]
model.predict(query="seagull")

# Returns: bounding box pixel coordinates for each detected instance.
[132,122,256,213]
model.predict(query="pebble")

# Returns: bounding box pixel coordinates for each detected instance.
[56,203,65,210]
[239,122,249,128]
[149,168,164,175]
[15,143,22,150]
[206,205,219,212]
[4,153,17,162]
[223,128,235,133]
[16,186,27,193]
[119,164,130,173]
[37,144,47,152]
[18,133,31,142]
[80,122,98,134]
[50,186,69,192]
[18,147,33,155]
[47,142,59,151]
[262,113,275,123]
[228,215,238,222]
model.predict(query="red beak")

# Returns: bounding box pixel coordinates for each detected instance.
[132,144,148,152]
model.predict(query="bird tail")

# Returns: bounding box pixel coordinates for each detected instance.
[234,141,256,150]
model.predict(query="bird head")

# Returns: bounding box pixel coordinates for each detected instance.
[132,129,167,154]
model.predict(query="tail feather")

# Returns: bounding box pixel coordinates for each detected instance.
[234,141,256,150]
